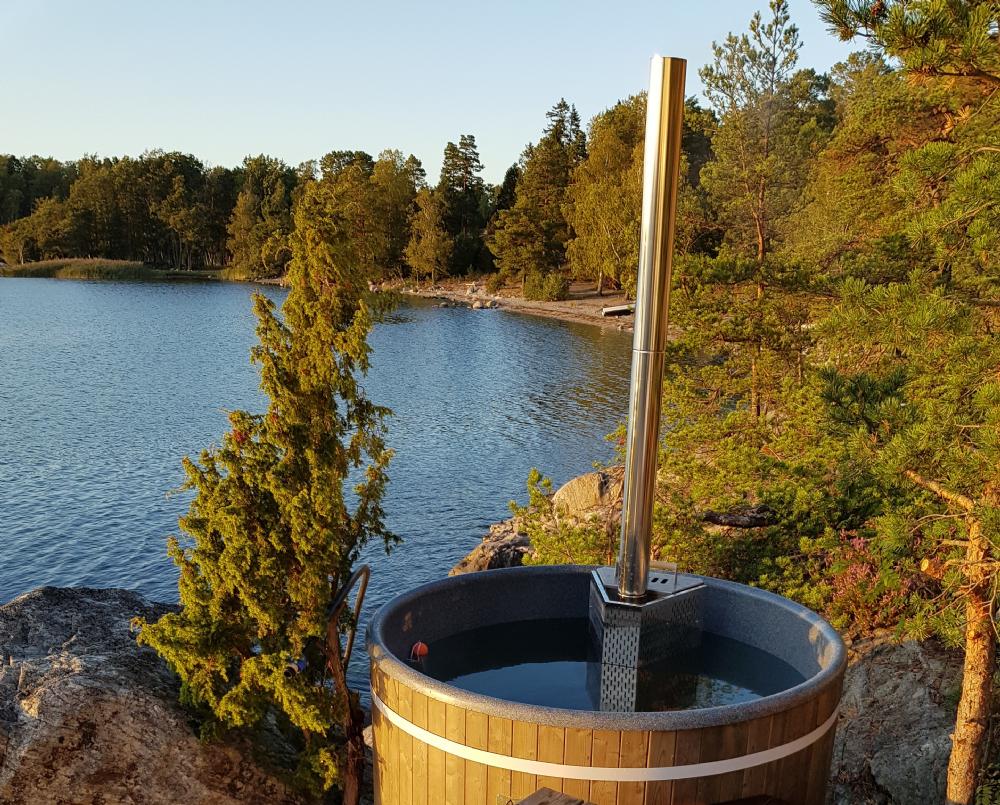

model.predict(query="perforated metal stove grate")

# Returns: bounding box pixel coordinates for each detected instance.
[589,566,705,712]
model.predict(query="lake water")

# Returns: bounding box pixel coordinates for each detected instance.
[0,278,630,691]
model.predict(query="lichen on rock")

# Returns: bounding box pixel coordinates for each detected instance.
[0,587,305,805]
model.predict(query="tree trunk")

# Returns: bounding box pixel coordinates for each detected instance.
[597,268,603,297]
[701,505,778,528]
[326,626,366,805]
[946,516,996,804]
[903,473,995,804]
[750,280,764,419]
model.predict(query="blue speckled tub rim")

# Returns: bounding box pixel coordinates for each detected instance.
[366,565,846,732]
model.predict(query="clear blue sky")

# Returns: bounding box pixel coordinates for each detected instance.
[2,1,858,184]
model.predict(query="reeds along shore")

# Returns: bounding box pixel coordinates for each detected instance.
[0,259,270,283]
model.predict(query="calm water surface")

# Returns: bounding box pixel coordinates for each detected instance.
[0,278,629,691]
[424,618,805,711]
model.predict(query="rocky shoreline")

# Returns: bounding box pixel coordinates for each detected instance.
[400,279,634,332]
[448,518,532,575]
[451,467,624,575]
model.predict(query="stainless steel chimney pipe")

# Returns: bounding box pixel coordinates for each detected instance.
[616,56,686,599]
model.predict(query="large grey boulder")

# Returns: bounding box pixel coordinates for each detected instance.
[551,466,623,522]
[451,467,625,576]
[0,587,304,805]
[830,634,960,805]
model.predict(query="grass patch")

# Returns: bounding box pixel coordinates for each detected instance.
[0,259,284,284]
[218,265,259,281]
[0,259,156,280]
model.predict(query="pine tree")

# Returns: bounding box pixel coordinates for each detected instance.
[226,155,296,279]
[819,278,1000,805]
[694,0,831,417]
[631,0,838,604]
[371,150,425,278]
[135,173,395,800]
[405,188,452,284]
[437,134,488,274]
[782,52,923,278]
[809,3,1000,799]
[819,0,1000,86]
[487,100,587,295]
[493,164,520,215]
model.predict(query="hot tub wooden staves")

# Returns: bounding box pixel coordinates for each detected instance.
[370,661,841,805]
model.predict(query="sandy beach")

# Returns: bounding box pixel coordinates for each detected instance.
[400,278,634,331]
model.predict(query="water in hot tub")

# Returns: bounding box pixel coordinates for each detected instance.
[419,618,805,712]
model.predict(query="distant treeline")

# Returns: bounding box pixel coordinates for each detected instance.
[0,99,716,294]
[0,150,422,278]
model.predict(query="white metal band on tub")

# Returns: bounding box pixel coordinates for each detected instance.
[371,690,838,782]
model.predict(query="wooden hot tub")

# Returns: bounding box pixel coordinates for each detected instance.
[367,566,845,805]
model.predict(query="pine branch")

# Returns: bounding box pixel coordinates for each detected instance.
[903,469,976,512]
[924,66,1000,86]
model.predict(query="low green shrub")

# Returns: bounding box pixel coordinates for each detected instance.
[484,272,504,294]
[523,271,569,301]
